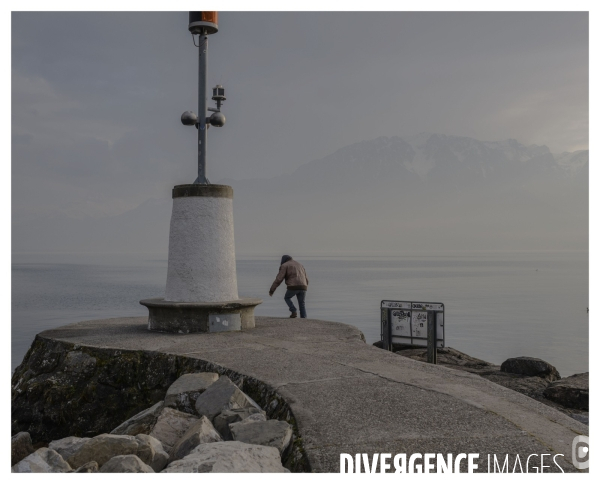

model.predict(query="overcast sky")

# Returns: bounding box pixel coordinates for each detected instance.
[12,11,588,221]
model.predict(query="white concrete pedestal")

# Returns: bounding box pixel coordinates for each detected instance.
[141,184,261,333]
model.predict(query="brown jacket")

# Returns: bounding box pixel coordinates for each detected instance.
[269,259,309,294]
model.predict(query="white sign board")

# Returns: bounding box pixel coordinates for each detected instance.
[381,300,445,348]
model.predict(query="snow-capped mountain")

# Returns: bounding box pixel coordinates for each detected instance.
[224,133,587,254]
[555,150,589,175]
[287,133,585,187]
[12,133,588,255]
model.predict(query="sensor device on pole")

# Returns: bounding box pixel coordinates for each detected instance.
[180,11,225,185]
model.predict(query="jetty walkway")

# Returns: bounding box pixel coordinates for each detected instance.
[36,316,587,472]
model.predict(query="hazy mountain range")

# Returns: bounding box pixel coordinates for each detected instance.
[12,133,588,256]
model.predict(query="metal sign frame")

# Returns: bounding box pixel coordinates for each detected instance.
[381,300,445,351]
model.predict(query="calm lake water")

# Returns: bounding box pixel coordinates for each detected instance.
[11,252,588,376]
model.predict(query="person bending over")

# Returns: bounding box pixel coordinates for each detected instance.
[269,255,309,318]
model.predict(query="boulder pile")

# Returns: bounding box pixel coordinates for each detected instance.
[11,373,292,473]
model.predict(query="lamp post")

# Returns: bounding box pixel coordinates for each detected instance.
[181,11,226,185]
[140,12,261,334]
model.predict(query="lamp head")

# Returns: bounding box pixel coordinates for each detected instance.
[188,12,218,35]
[181,111,198,126]
[209,112,226,127]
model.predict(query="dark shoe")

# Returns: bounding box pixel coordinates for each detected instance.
[290,312,298,318]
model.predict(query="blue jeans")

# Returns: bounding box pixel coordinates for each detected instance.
[284,289,307,318]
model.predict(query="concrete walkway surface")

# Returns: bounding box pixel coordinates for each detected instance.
[39,316,588,472]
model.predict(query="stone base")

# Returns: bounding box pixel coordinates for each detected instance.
[139,298,262,334]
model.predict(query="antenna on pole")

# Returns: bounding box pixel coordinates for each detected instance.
[180,11,226,185]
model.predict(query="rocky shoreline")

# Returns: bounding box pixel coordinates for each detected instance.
[11,335,308,472]
[373,342,589,425]
[11,319,588,473]
[13,372,293,472]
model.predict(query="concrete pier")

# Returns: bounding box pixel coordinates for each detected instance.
[19,317,588,472]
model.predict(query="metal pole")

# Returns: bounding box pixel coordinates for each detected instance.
[195,34,209,184]
[427,310,437,364]
[382,308,392,351]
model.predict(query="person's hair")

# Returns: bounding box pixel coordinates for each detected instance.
[280,255,292,265]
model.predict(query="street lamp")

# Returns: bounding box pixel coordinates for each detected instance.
[181,11,226,185]
[140,11,262,334]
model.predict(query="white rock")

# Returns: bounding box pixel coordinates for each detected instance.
[149,407,198,452]
[110,401,164,436]
[162,441,287,473]
[195,376,261,421]
[67,434,138,468]
[11,432,34,466]
[214,407,266,440]
[237,413,268,425]
[229,420,293,455]
[49,436,90,463]
[100,455,155,473]
[164,373,219,414]
[135,434,169,472]
[169,416,223,462]
[11,448,72,473]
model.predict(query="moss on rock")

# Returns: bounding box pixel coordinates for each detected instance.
[11,336,310,472]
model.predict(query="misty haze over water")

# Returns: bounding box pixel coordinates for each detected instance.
[11,134,588,376]
[12,251,588,377]
[13,133,589,256]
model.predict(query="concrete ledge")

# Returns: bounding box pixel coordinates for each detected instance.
[140,297,262,333]
[12,317,589,472]
[172,184,233,199]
